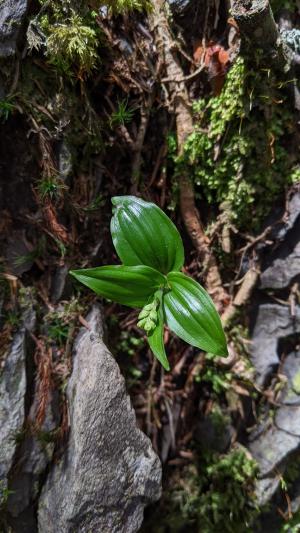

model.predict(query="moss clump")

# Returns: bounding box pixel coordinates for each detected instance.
[177,57,299,230]
[143,447,259,533]
[182,448,259,533]
[40,11,100,77]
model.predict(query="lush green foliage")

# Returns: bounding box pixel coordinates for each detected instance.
[146,446,259,533]
[281,511,300,532]
[70,196,227,369]
[44,12,100,75]
[179,448,259,533]
[175,57,299,229]
[111,196,184,274]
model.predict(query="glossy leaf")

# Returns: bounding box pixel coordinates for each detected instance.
[70,265,165,308]
[147,291,170,370]
[163,272,228,356]
[111,196,184,274]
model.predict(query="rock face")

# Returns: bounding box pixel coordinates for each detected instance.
[38,305,162,533]
[0,0,28,57]
[0,292,35,507]
[250,304,300,386]
[249,192,300,513]
[260,191,300,290]
[249,352,300,508]
[250,191,300,386]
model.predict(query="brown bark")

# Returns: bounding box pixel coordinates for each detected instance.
[232,0,291,72]
[150,0,229,309]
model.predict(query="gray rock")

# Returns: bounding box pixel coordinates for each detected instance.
[38,305,162,533]
[0,290,35,504]
[275,405,300,436]
[279,351,300,406]
[50,264,70,303]
[167,0,191,14]
[260,192,300,289]
[260,241,300,290]
[0,0,28,57]
[277,192,300,241]
[249,351,300,505]
[5,230,34,276]
[250,425,299,477]
[58,141,73,180]
[273,351,300,437]
[254,476,281,507]
[250,304,300,385]
[6,392,59,528]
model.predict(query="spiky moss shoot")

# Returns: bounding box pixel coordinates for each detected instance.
[177,57,299,230]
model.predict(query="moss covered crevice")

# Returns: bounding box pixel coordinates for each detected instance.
[174,56,299,231]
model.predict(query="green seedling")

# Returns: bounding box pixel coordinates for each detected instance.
[70,196,228,370]
[110,99,135,128]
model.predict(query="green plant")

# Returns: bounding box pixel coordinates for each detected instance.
[37,176,67,200]
[0,480,14,508]
[70,196,227,370]
[144,447,259,533]
[47,318,69,345]
[195,448,259,532]
[177,57,298,229]
[81,194,105,213]
[100,0,150,15]
[175,449,258,532]
[46,12,99,76]
[0,98,14,122]
[5,311,21,329]
[44,298,83,346]
[281,510,300,532]
[109,99,135,127]
[196,363,232,394]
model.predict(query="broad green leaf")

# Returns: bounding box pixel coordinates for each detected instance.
[70,265,165,308]
[111,196,184,274]
[163,272,228,356]
[147,291,170,370]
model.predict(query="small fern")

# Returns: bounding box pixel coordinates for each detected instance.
[46,13,99,75]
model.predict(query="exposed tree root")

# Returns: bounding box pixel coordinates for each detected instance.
[150,0,229,310]
[221,267,260,325]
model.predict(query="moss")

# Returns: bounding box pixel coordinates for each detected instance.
[281,512,300,533]
[195,357,232,395]
[143,447,259,533]
[176,57,299,230]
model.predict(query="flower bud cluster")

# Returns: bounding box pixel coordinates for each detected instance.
[137,298,159,334]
